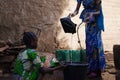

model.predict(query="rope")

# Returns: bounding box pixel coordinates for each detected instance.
[77,22,83,50]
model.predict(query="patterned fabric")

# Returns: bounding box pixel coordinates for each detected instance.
[14,49,43,80]
[85,23,106,71]
[77,0,104,31]
[77,0,82,3]
[77,0,106,71]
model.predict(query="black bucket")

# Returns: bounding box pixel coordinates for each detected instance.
[113,45,120,69]
[64,62,88,80]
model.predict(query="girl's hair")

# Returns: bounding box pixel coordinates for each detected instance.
[22,32,37,47]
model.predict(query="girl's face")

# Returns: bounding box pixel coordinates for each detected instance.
[31,38,38,49]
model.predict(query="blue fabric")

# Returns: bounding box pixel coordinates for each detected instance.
[77,0,106,71]
[78,0,104,31]
[77,0,83,3]
[86,23,106,71]
[97,6,104,31]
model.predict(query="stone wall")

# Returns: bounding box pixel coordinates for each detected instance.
[0,0,68,52]
[1,0,119,52]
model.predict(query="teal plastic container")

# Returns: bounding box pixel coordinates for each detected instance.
[55,50,86,63]
[56,50,88,80]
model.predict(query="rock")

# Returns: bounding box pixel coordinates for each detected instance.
[106,63,114,69]
[105,52,114,61]
[0,40,6,48]
[102,72,115,80]
[42,70,64,80]
[0,0,68,52]
[107,69,117,74]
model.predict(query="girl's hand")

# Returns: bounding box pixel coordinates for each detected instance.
[69,10,78,17]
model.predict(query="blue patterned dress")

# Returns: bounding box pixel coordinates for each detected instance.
[77,0,106,71]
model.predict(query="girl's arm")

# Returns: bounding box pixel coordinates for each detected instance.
[70,2,81,17]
